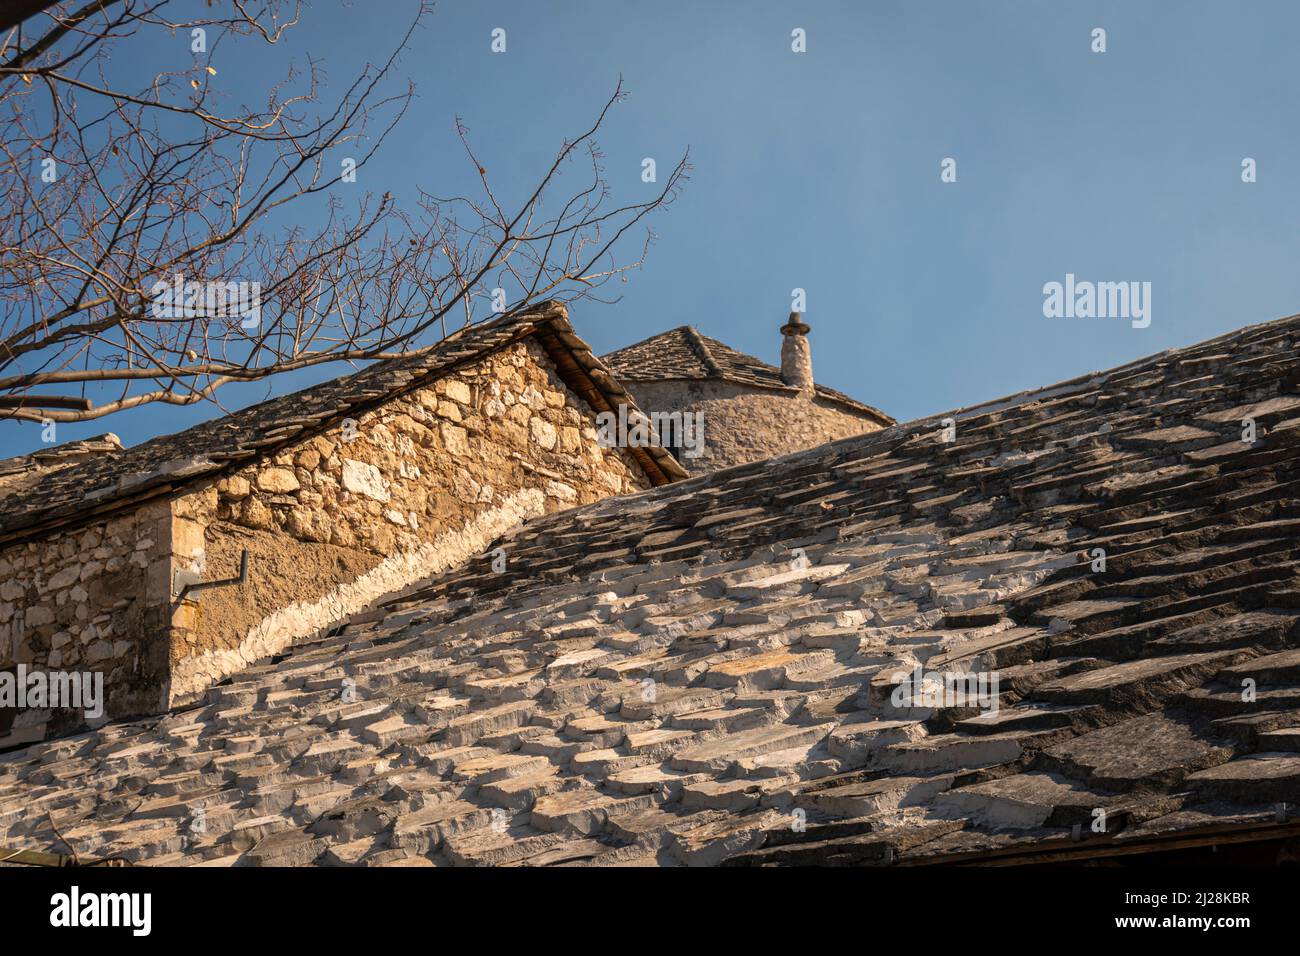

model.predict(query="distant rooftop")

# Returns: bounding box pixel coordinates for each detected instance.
[601,325,893,425]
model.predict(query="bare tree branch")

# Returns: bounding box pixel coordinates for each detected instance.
[0,2,689,424]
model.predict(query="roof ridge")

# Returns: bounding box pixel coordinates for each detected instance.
[680,326,724,378]
[599,326,893,424]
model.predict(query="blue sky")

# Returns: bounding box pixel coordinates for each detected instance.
[7,0,1300,455]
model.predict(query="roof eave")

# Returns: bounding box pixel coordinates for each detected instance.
[527,303,689,485]
[0,301,686,545]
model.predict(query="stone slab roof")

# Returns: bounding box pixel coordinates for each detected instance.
[0,302,687,545]
[0,433,124,498]
[601,326,894,425]
[3,312,1300,866]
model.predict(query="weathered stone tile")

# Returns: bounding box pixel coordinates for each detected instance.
[1034,651,1245,708]
[529,788,658,836]
[476,770,564,812]
[442,701,536,747]
[390,801,494,854]
[450,752,552,785]
[441,824,568,867]
[670,723,834,774]
[723,818,963,867]
[826,716,928,766]
[876,732,1026,775]
[933,771,1115,829]
[788,772,954,818]
[668,809,786,866]
[1186,753,1300,803]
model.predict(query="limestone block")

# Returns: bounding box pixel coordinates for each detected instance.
[13,633,35,664]
[441,379,472,404]
[241,497,274,530]
[256,468,300,493]
[530,418,557,450]
[452,471,481,503]
[85,640,113,663]
[559,427,582,454]
[545,482,578,504]
[341,459,390,502]
[26,605,54,627]
[172,518,207,558]
[440,423,470,457]
[175,486,219,518]
[48,565,80,590]
[367,525,395,554]
[286,510,331,544]
[146,557,172,601]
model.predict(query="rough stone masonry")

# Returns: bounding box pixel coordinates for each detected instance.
[0,305,682,743]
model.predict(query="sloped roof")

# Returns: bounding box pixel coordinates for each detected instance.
[0,432,123,498]
[601,325,894,425]
[3,313,1300,866]
[0,302,687,544]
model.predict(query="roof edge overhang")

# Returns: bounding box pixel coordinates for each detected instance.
[0,301,686,547]
[525,303,689,486]
[894,817,1300,867]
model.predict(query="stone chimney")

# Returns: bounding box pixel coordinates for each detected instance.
[780,312,814,394]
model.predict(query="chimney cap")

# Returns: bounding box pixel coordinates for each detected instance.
[781,312,810,336]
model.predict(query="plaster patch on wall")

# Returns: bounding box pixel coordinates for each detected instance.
[165,488,547,703]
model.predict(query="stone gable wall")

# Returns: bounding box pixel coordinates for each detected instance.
[2,338,652,740]
[626,379,887,473]
[0,499,173,741]
[167,338,649,704]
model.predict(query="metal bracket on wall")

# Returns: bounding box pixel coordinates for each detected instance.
[174,549,249,603]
